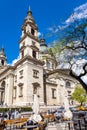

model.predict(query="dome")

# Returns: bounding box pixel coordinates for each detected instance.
[40,38,48,54]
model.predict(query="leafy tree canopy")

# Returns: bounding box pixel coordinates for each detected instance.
[71,85,87,105]
[48,16,87,91]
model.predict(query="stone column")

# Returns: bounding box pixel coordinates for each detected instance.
[7,73,14,106]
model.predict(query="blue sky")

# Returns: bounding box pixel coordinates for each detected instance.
[0,0,87,64]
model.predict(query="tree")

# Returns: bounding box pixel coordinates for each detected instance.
[49,18,87,91]
[71,85,87,106]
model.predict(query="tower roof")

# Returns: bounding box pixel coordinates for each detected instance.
[40,37,48,53]
[40,38,47,46]
[0,47,6,57]
[25,7,35,24]
[21,7,38,31]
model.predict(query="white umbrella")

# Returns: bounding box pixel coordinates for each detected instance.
[62,86,73,119]
[29,114,42,122]
[33,94,39,115]
[31,94,42,122]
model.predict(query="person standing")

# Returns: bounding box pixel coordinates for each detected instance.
[54,111,61,122]
[8,109,12,120]
[14,109,19,118]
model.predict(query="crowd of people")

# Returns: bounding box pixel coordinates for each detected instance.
[0,108,22,121]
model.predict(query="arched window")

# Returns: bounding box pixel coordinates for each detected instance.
[31,28,35,35]
[13,86,17,99]
[32,50,36,58]
[1,81,5,88]
[66,81,71,88]
[18,83,23,97]
[0,81,5,104]
[46,61,50,69]
[52,63,54,69]
[1,60,4,65]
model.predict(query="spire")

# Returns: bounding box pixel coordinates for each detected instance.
[27,6,32,16]
[24,6,35,23]
[40,34,46,43]
[21,6,38,38]
[42,34,44,39]
[29,6,31,11]
[1,44,4,52]
[0,44,5,55]
[0,45,7,66]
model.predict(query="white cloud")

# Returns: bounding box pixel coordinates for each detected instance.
[48,27,54,31]
[65,3,87,24]
[48,26,61,33]
[81,75,87,85]
[48,3,87,32]
[11,56,19,66]
[38,32,41,37]
[72,59,87,76]
[58,53,87,75]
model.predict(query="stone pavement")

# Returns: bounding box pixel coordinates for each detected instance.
[4,122,74,130]
[46,122,74,130]
[46,122,65,130]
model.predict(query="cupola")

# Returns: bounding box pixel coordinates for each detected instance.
[0,47,7,66]
[40,37,48,54]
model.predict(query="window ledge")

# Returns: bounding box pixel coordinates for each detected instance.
[52,97,56,99]
[19,95,23,97]
[33,76,39,78]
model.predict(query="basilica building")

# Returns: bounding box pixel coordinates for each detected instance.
[0,9,77,107]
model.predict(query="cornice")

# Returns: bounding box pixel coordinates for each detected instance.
[19,33,40,43]
[0,66,14,77]
[30,45,39,51]
[20,45,26,51]
[47,69,70,76]
[32,82,40,87]
[14,55,44,67]
[46,69,78,83]
[46,81,57,86]
[22,21,38,30]
[18,82,24,86]
[0,56,44,77]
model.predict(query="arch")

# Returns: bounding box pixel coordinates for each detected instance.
[46,61,50,69]
[31,28,35,35]
[32,50,36,58]
[1,81,5,88]
[0,81,5,105]
[1,59,4,65]
[66,81,71,88]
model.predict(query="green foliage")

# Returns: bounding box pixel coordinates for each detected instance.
[49,19,87,62]
[72,85,87,105]
[47,16,87,91]
[49,41,63,56]
[0,107,32,113]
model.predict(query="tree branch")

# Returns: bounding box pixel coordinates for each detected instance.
[70,70,87,92]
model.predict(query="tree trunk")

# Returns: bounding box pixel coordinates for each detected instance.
[81,102,83,106]
[70,70,87,92]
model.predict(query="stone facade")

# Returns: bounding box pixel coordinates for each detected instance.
[45,70,77,106]
[0,9,78,108]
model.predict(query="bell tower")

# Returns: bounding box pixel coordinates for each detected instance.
[0,47,7,66]
[19,7,40,60]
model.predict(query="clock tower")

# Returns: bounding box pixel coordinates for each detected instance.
[19,8,40,60]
